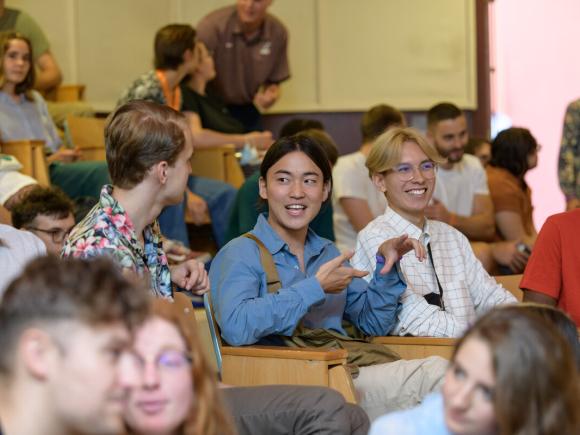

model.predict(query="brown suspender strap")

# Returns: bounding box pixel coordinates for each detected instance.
[242,233,400,367]
[243,232,282,294]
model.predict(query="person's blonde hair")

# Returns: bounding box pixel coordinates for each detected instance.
[148,294,235,435]
[365,126,445,177]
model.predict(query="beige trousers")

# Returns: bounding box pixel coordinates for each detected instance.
[353,356,448,421]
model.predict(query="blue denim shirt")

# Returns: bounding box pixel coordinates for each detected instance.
[209,214,405,346]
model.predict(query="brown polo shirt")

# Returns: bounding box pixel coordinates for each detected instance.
[197,5,290,106]
[486,165,535,240]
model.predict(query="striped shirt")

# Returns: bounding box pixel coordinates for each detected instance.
[352,207,516,337]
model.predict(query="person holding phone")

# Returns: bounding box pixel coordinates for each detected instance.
[486,127,539,274]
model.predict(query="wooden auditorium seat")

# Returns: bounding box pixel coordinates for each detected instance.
[44,84,86,102]
[0,140,50,186]
[494,274,523,301]
[200,276,524,399]
[65,115,107,161]
[201,293,357,403]
[190,145,245,189]
[66,116,245,189]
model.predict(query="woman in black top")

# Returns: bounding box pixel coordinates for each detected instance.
[180,42,272,148]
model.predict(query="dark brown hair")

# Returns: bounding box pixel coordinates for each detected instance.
[302,128,339,167]
[464,136,490,156]
[279,118,324,138]
[260,133,333,207]
[490,127,538,179]
[154,24,196,70]
[11,186,74,229]
[105,100,188,188]
[452,306,580,435]
[427,102,462,129]
[361,104,405,143]
[0,256,150,375]
[0,31,35,97]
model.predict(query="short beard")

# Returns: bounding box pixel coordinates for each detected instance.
[438,148,464,164]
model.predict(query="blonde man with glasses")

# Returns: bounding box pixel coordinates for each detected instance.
[352,127,516,338]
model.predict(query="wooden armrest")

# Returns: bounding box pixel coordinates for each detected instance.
[494,274,523,301]
[372,335,456,360]
[221,345,348,362]
[372,336,457,346]
[44,84,86,102]
[194,144,238,152]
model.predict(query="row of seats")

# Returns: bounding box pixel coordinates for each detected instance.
[195,275,524,403]
[0,115,245,190]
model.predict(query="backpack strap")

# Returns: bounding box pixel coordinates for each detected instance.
[243,232,282,294]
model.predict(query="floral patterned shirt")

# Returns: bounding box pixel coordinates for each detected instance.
[559,98,580,200]
[117,70,181,108]
[62,185,172,298]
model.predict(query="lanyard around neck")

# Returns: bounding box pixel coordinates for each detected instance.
[155,70,181,111]
[426,243,446,311]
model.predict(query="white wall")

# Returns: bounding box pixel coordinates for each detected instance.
[7,0,476,112]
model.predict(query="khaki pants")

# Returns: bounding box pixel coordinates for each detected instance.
[354,356,447,421]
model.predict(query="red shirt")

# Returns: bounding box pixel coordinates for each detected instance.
[520,209,580,326]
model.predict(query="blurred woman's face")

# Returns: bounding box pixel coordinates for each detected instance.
[124,317,193,434]
[2,38,31,87]
[442,337,498,435]
[474,142,491,167]
[372,141,435,226]
[527,144,540,171]
[195,42,216,82]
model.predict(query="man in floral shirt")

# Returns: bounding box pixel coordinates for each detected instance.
[559,98,580,210]
[62,100,208,298]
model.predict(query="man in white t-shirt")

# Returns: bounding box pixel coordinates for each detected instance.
[332,104,404,252]
[425,103,495,243]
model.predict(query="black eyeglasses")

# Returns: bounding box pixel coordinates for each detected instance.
[26,227,72,244]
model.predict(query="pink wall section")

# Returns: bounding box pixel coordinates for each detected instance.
[492,0,580,228]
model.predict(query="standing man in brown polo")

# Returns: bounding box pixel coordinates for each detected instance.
[197,0,290,131]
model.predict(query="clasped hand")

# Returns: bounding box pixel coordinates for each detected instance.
[170,259,209,295]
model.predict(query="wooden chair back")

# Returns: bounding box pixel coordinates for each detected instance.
[494,274,523,301]
[44,84,86,102]
[0,140,50,186]
[65,115,106,161]
[190,145,245,188]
